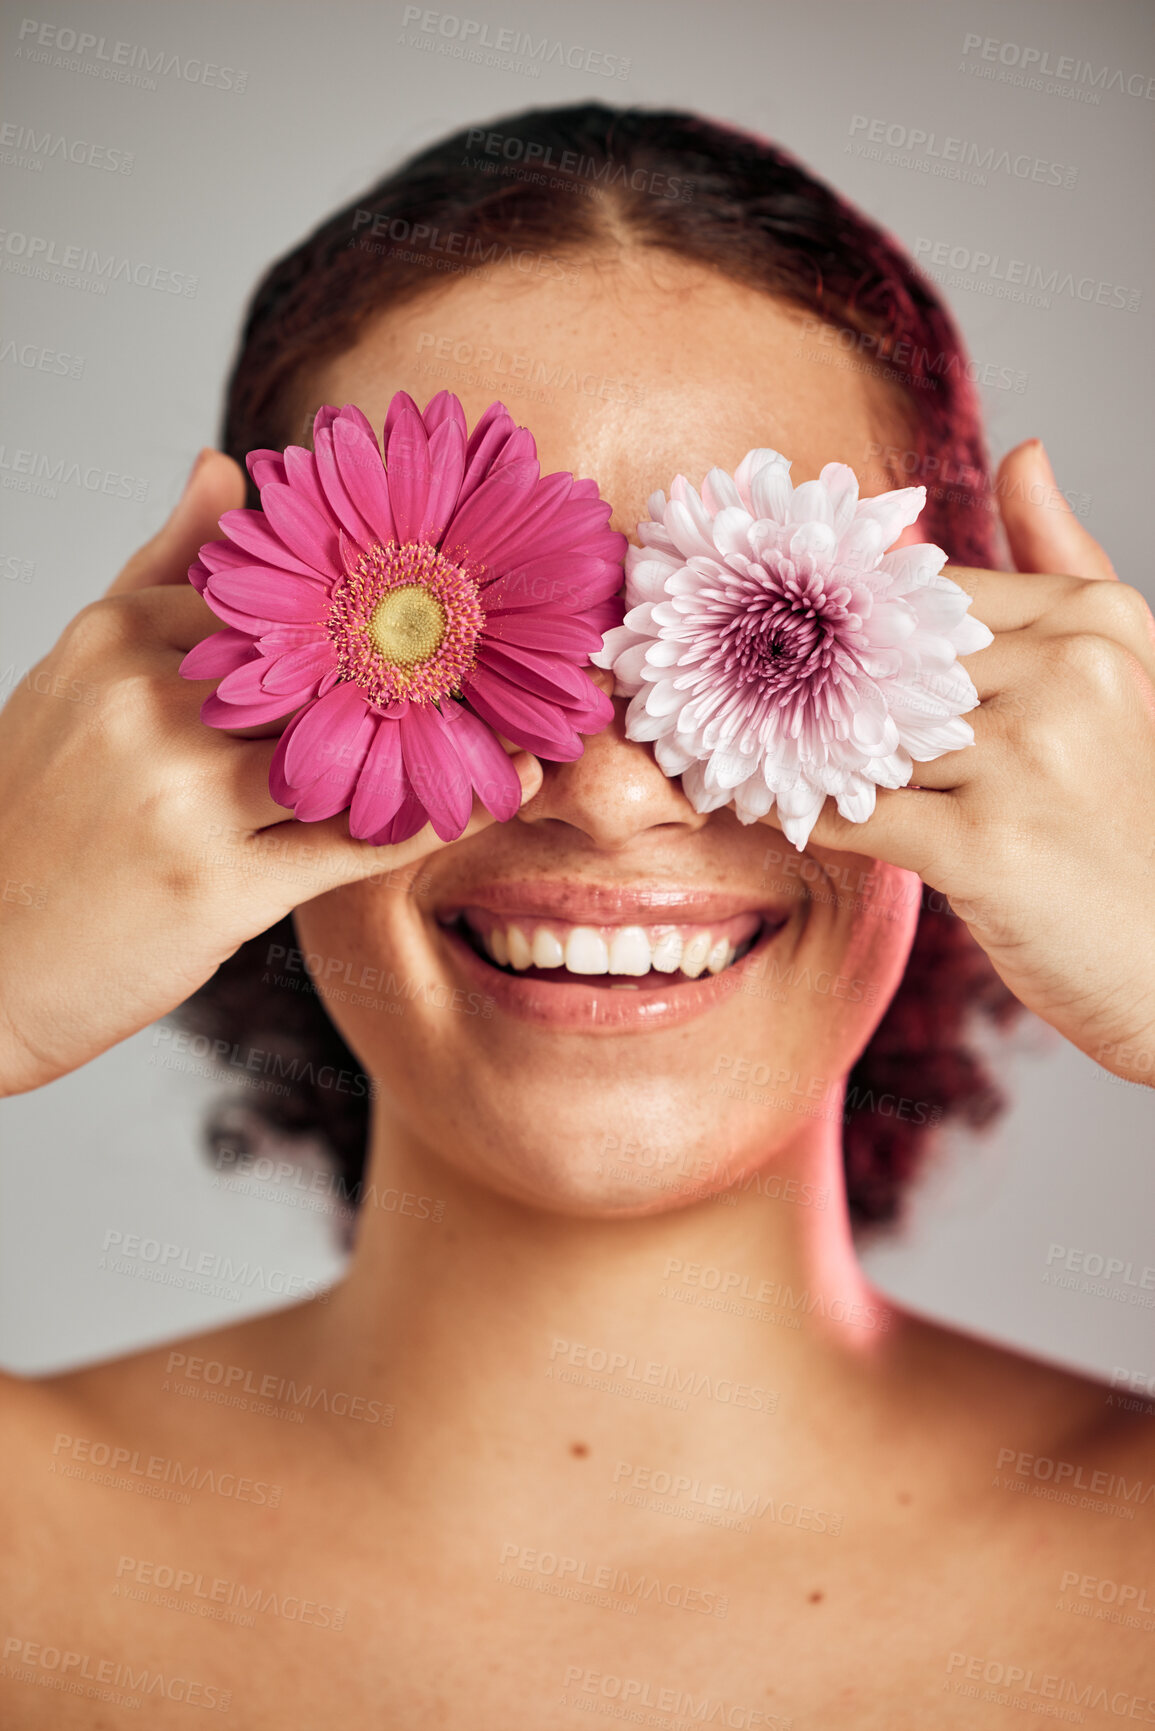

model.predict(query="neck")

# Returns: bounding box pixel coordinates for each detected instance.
[301,1099,897,1486]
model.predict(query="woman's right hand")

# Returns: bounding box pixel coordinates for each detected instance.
[0,449,542,1097]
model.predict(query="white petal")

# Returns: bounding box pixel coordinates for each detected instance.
[731,776,777,823]
[654,736,698,776]
[664,497,718,560]
[711,506,756,559]
[789,520,838,566]
[951,613,994,654]
[747,457,794,523]
[836,517,886,571]
[818,463,861,536]
[834,779,878,824]
[787,479,834,526]
[681,760,734,813]
[701,467,743,513]
[854,485,926,548]
[734,448,790,513]
[589,623,643,670]
[877,541,947,590]
[614,641,656,693]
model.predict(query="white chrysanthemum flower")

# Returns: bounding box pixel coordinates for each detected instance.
[591,450,993,850]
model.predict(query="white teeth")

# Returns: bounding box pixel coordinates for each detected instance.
[507,924,533,970]
[608,926,651,976]
[565,927,609,974]
[531,926,565,968]
[650,930,684,974]
[706,937,732,975]
[679,932,712,979]
[468,915,756,980]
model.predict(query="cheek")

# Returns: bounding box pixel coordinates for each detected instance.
[288,866,920,1219]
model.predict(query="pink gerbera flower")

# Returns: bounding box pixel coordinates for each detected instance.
[181,394,626,845]
[591,450,992,850]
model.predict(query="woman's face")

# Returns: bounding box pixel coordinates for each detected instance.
[289,250,921,1215]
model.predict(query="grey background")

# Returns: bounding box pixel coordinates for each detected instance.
[1,0,1151,1377]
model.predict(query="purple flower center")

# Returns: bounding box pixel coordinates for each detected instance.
[329,540,485,708]
[704,570,855,710]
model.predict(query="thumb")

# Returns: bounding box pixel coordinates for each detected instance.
[996,438,1116,582]
[107,448,247,595]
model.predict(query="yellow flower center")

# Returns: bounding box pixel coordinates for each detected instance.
[367,584,447,667]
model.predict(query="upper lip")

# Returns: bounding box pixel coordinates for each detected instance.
[434,879,792,926]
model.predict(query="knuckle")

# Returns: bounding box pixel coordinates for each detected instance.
[95,666,174,742]
[1079,580,1155,647]
[59,593,152,665]
[1049,629,1139,699]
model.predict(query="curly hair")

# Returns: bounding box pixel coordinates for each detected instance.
[176,101,1021,1227]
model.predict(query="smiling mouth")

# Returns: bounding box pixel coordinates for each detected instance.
[436,907,773,992]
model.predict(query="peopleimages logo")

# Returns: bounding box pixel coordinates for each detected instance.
[14,18,248,92]
[912,237,1141,313]
[960,33,1155,100]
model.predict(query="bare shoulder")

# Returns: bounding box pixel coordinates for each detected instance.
[885,1302,1155,1549]
[0,1297,322,1478]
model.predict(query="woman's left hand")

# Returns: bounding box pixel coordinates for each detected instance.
[761,438,1155,1087]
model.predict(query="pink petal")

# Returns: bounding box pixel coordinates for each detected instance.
[385,404,431,546]
[259,639,337,694]
[292,706,378,821]
[215,656,288,707]
[269,707,312,804]
[476,643,599,707]
[218,508,332,580]
[349,716,408,839]
[399,704,473,842]
[282,445,333,522]
[282,683,372,788]
[439,702,523,820]
[310,428,373,550]
[439,460,543,572]
[383,390,423,450]
[420,390,468,441]
[188,560,210,596]
[259,482,343,580]
[334,404,378,445]
[463,665,584,760]
[180,629,258,680]
[481,553,615,612]
[257,623,333,651]
[207,568,330,624]
[197,537,259,575]
[458,401,520,507]
[246,449,287,490]
[482,612,605,655]
[333,416,395,547]
[201,689,303,729]
[419,418,466,545]
[368,789,430,848]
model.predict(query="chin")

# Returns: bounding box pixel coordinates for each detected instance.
[292,828,915,1217]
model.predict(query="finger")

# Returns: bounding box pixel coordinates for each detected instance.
[106,449,247,596]
[758,782,961,884]
[995,438,1117,583]
[940,564,1083,632]
[110,583,231,650]
[251,753,545,900]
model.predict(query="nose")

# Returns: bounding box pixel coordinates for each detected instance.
[515,668,710,850]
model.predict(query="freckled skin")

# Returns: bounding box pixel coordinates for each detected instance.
[292,252,920,1219]
[2,248,1150,1731]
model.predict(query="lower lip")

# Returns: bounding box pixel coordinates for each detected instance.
[437,918,788,1032]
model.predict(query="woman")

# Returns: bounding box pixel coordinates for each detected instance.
[1,104,1152,1727]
